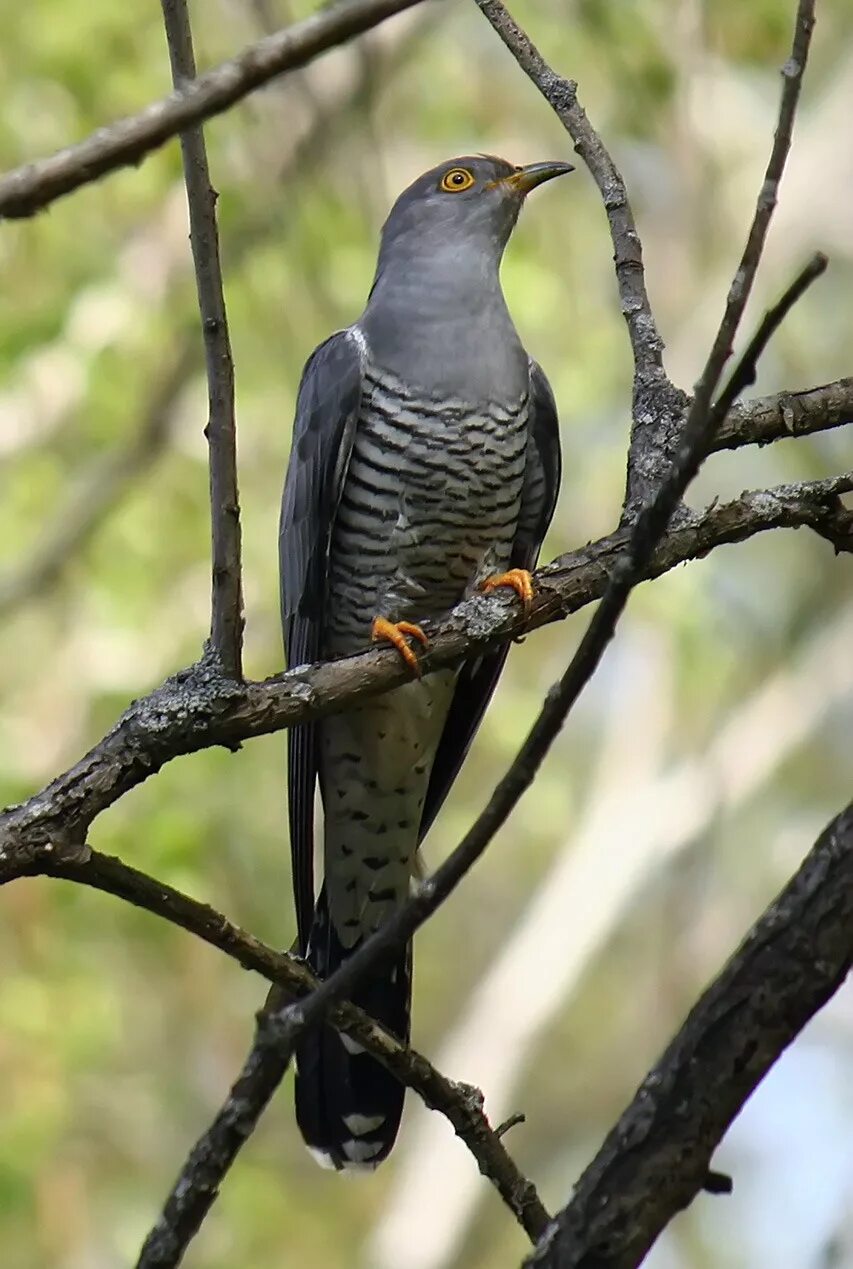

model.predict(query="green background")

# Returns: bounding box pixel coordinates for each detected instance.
[1,0,852,1265]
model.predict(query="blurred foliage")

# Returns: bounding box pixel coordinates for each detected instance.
[1,0,852,1266]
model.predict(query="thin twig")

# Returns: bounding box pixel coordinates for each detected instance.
[693,0,816,420]
[527,802,853,1267]
[0,0,426,220]
[711,252,827,423]
[162,0,244,677]
[0,469,850,874]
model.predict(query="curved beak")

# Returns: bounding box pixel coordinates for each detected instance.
[505,160,575,196]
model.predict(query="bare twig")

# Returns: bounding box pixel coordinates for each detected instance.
[0,0,426,220]
[527,802,853,1268]
[162,0,244,678]
[0,844,547,1258]
[0,468,849,875]
[689,0,816,430]
[0,14,432,620]
[712,254,828,423]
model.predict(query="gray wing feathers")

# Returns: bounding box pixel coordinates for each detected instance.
[280,329,364,948]
[419,358,561,839]
[515,358,562,568]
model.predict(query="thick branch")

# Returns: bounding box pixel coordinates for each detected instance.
[0,471,849,870]
[0,845,547,1253]
[162,0,243,678]
[0,0,425,220]
[528,802,853,1268]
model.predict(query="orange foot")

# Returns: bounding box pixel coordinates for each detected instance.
[371,616,429,677]
[481,568,535,612]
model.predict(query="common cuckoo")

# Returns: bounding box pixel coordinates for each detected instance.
[279,154,570,1169]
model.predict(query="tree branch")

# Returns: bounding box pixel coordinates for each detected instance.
[527,801,853,1268]
[714,375,853,451]
[162,0,244,678]
[0,0,426,220]
[1,468,849,874]
[0,844,547,1256]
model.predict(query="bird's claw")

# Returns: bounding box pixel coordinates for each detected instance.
[372,616,429,677]
[481,567,535,614]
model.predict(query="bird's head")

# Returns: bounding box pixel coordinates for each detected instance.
[375,154,574,271]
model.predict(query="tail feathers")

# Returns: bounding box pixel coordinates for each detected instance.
[295,884,411,1170]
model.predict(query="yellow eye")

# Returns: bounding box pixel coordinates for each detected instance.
[440,167,475,193]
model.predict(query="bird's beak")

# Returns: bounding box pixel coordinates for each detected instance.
[504,160,575,196]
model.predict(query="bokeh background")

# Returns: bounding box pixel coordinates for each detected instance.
[1,0,852,1265]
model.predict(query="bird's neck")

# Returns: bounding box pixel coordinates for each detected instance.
[360,251,526,401]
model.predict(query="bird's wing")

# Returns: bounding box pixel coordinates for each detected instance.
[280,328,364,949]
[419,358,562,841]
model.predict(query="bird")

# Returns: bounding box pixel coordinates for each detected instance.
[279,153,570,1170]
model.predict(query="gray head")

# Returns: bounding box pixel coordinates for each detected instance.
[372,154,574,287]
[361,154,572,396]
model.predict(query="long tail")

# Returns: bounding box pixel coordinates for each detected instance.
[295,884,411,1170]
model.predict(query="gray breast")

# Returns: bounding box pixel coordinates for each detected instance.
[324,356,529,656]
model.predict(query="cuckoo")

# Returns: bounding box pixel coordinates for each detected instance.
[279,154,570,1169]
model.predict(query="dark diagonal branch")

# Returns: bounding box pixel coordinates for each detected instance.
[1,468,850,876]
[162,0,243,678]
[0,0,426,220]
[0,844,547,1259]
[528,801,853,1268]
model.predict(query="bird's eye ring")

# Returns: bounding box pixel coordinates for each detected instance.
[440,167,475,193]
